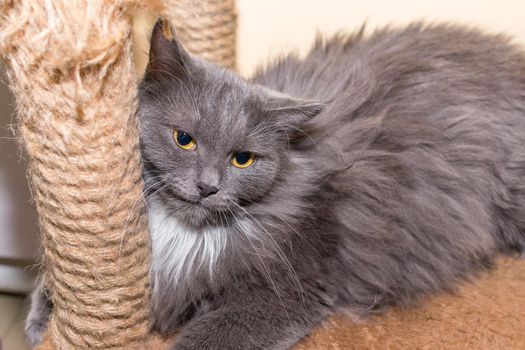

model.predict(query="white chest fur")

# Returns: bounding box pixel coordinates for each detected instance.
[148,199,229,297]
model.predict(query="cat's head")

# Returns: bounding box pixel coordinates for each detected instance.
[138,20,324,228]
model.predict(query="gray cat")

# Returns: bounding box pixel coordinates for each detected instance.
[27,20,525,349]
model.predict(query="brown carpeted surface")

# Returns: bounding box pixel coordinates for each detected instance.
[296,257,525,349]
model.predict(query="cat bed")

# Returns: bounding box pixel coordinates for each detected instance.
[1,0,523,349]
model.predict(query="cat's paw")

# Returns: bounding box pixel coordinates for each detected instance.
[25,279,53,347]
[170,336,240,350]
[25,317,47,347]
[169,322,269,350]
[516,244,525,258]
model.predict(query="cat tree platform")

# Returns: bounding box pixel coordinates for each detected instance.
[296,257,525,349]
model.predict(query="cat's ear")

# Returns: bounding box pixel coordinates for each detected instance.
[144,19,190,82]
[262,88,325,140]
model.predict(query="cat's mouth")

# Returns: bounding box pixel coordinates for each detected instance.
[160,192,233,227]
[158,184,199,205]
[148,182,238,228]
[172,191,230,211]
[177,201,234,228]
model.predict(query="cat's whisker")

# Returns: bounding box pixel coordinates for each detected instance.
[286,124,321,151]
[226,205,295,329]
[127,175,166,222]
[284,127,292,152]
[117,179,169,265]
[143,175,167,193]
[216,208,232,228]
[144,181,170,204]
[138,81,156,96]
[120,176,162,240]
[217,209,252,272]
[238,195,321,259]
[229,200,306,305]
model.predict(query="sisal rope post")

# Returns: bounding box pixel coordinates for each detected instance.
[0,0,151,348]
[162,0,237,69]
[0,0,236,348]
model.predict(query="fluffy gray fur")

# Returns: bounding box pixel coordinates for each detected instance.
[27,21,525,349]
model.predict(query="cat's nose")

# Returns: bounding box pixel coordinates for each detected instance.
[197,181,219,197]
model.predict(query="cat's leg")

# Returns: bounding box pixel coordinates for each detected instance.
[170,287,330,350]
[25,278,53,347]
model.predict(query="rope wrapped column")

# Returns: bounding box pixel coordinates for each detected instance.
[0,0,236,348]
[0,1,151,348]
[162,0,237,69]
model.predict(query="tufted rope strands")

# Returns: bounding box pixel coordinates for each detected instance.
[0,0,151,348]
[162,0,237,69]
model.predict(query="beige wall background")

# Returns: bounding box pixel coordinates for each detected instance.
[237,0,525,76]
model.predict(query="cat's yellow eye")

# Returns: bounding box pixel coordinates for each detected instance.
[174,130,196,150]
[231,152,255,168]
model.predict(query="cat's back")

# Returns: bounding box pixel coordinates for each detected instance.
[252,23,525,114]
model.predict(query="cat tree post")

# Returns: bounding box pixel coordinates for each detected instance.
[0,0,235,349]
[0,1,151,348]
[162,0,237,70]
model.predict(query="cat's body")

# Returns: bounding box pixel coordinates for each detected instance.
[27,22,525,350]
